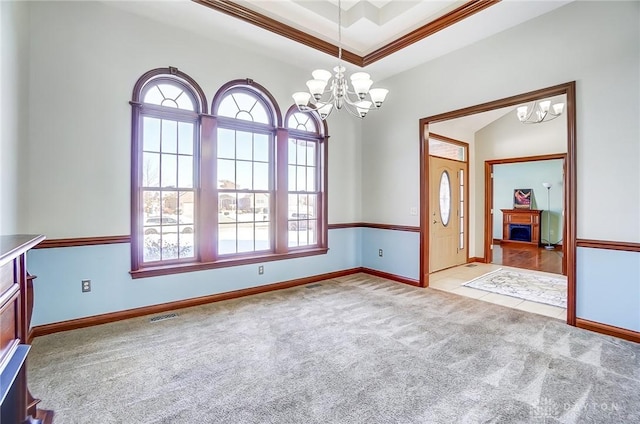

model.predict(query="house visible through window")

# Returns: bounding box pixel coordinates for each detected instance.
[130,69,328,277]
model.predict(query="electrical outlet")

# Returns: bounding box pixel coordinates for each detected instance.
[81,279,91,293]
[378,249,383,257]
[258,265,264,275]
[410,207,418,216]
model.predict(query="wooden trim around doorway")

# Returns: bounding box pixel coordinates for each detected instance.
[419,81,577,326]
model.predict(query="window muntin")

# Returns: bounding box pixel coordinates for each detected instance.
[142,81,196,111]
[217,90,270,124]
[132,73,327,277]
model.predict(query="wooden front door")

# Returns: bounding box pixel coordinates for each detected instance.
[429,156,467,272]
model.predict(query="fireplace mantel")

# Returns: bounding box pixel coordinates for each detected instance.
[500,209,542,245]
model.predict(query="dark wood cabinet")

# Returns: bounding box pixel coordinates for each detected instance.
[0,234,52,424]
[500,209,542,246]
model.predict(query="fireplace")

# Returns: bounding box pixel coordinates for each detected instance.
[509,224,532,242]
[501,209,542,245]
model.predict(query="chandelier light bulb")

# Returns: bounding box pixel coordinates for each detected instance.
[553,103,565,115]
[517,98,564,124]
[539,100,551,113]
[291,0,388,120]
[369,88,389,107]
[312,69,332,82]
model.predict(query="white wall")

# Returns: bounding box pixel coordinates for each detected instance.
[23,1,361,238]
[363,1,640,244]
[0,0,29,234]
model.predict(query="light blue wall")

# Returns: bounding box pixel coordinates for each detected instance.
[492,160,563,244]
[28,228,361,326]
[361,228,420,281]
[576,247,640,332]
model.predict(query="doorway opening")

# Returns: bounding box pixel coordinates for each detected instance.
[419,82,576,326]
[486,155,567,277]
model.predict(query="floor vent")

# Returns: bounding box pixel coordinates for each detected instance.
[150,313,178,323]
[306,283,322,289]
[465,264,478,268]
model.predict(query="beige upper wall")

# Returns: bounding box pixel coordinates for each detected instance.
[0,0,29,235]
[22,1,362,238]
[362,1,640,243]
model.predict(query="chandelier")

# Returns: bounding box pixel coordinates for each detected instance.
[292,0,388,120]
[516,99,564,124]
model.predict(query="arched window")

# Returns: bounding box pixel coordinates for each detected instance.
[286,110,326,248]
[131,73,328,277]
[212,82,279,255]
[131,68,207,270]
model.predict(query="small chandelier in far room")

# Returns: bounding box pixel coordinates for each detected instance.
[291,0,388,120]
[516,99,564,124]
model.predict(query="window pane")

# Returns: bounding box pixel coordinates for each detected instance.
[218,223,237,255]
[161,154,177,188]
[254,133,269,162]
[237,223,256,253]
[429,138,465,161]
[306,167,316,192]
[143,152,160,187]
[288,140,297,164]
[143,117,161,152]
[306,143,316,165]
[251,103,269,124]
[255,221,270,251]
[238,194,254,219]
[297,142,307,165]
[143,85,164,106]
[439,171,451,226]
[236,161,252,189]
[175,92,195,111]
[178,155,193,188]
[219,194,236,216]
[217,96,239,118]
[233,92,257,113]
[162,191,180,216]
[178,122,194,155]
[217,159,235,188]
[254,162,269,191]
[288,165,296,191]
[143,190,161,219]
[161,120,177,153]
[218,128,235,159]
[236,131,252,161]
[296,166,306,191]
[158,83,181,101]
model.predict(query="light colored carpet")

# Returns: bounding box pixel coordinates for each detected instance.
[28,273,639,423]
[463,268,567,308]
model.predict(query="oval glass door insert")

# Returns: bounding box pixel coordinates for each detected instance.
[439,171,451,226]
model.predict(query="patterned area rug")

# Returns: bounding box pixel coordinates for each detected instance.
[463,268,567,308]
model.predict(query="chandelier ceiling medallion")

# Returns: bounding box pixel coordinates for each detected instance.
[516,99,564,124]
[292,0,388,120]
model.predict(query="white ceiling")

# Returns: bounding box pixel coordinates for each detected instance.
[104,0,574,80]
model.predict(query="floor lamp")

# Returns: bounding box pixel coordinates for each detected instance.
[542,182,554,250]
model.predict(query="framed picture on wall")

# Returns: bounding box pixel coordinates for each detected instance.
[513,189,532,209]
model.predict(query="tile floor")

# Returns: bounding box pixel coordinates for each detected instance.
[429,263,567,320]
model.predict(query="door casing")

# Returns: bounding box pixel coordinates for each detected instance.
[419,81,577,326]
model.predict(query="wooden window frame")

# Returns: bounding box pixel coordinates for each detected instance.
[130,72,328,279]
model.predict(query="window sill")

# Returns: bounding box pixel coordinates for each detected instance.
[130,247,329,279]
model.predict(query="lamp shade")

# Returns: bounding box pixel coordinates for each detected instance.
[369,88,388,107]
[292,92,311,108]
[306,79,327,100]
[312,69,332,82]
